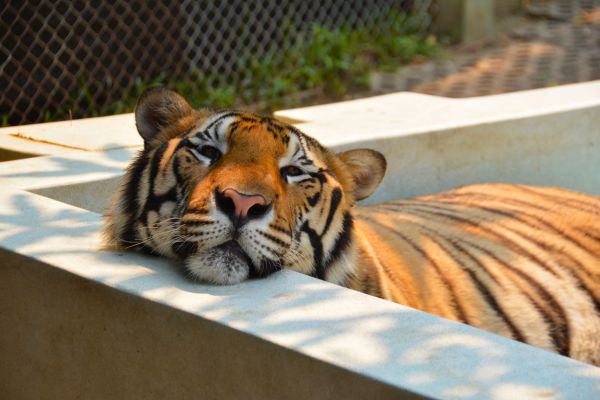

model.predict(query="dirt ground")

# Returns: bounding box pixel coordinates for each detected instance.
[370,0,600,98]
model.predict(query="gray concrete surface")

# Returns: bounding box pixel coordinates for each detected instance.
[2,82,600,399]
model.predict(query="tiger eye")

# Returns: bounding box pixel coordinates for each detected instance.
[281,165,303,177]
[200,145,221,161]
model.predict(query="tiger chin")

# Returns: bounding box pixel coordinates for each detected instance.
[104,87,600,366]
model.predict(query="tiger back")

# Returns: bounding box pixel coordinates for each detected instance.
[352,183,600,365]
[104,87,600,366]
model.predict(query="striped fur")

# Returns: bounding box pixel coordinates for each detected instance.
[353,184,600,364]
[104,88,600,365]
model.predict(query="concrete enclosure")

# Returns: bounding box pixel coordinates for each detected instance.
[1,82,600,399]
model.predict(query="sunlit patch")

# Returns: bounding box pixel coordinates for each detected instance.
[443,386,479,398]
[490,384,558,400]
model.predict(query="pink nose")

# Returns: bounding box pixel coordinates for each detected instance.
[222,189,267,219]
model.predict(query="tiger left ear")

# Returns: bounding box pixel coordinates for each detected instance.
[135,87,194,146]
[337,149,387,201]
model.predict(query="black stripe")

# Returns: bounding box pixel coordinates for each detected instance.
[409,223,525,341]
[309,172,326,184]
[239,115,259,123]
[204,112,241,132]
[147,142,168,197]
[321,188,342,237]
[251,259,283,278]
[483,204,596,254]
[264,122,282,141]
[197,130,210,141]
[323,212,353,269]
[123,150,149,217]
[307,191,321,207]
[171,152,185,187]
[258,230,288,247]
[448,241,525,342]
[251,238,282,259]
[467,242,570,355]
[434,191,556,214]
[413,201,600,299]
[488,220,600,316]
[301,221,324,279]
[139,243,161,256]
[577,228,600,244]
[135,143,177,253]
[362,216,469,324]
[269,223,291,236]
[227,121,242,137]
[210,120,223,140]
[174,137,189,152]
[516,185,600,215]
[449,240,502,285]
[434,192,600,257]
[390,203,562,278]
[172,241,198,259]
[183,220,215,226]
[376,203,575,351]
[144,187,178,213]
[120,150,150,247]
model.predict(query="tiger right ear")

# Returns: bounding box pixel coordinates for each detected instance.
[135,87,194,146]
[337,148,387,201]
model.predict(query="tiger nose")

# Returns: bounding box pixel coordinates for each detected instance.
[216,188,271,225]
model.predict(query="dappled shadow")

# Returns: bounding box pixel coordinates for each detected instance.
[0,145,136,181]
[104,260,600,398]
[0,192,99,249]
[99,145,141,163]
[2,182,600,398]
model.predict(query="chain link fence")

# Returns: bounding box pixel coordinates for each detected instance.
[1,0,433,126]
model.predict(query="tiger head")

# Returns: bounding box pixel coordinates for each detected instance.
[104,88,386,285]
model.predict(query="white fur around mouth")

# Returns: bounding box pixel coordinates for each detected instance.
[184,240,252,285]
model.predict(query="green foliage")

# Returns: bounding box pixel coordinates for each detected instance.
[10,12,436,126]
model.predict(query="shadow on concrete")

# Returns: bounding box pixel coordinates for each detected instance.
[1,168,599,399]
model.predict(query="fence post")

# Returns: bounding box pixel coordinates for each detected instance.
[432,0,495,44]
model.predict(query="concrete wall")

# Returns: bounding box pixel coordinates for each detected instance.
[1,82,600,399]
[1,251,416,400]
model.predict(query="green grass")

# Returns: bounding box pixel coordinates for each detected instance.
[4,12,437,126]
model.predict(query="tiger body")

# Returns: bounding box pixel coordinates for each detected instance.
[354,184,600,364]
[104,88,600,366]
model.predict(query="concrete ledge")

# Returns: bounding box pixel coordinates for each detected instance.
[275,81,600,139]
[1,250,419,400]
[0,113,139,152]
[1,190,599,399]
[2,82,600,399]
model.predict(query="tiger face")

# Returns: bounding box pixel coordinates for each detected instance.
[104,88,386,285]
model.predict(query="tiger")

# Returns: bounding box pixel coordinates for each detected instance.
[104,87,600,366]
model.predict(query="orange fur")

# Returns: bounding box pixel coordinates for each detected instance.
[104,88,600,366]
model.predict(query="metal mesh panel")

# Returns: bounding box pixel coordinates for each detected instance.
[1,0,432,126]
